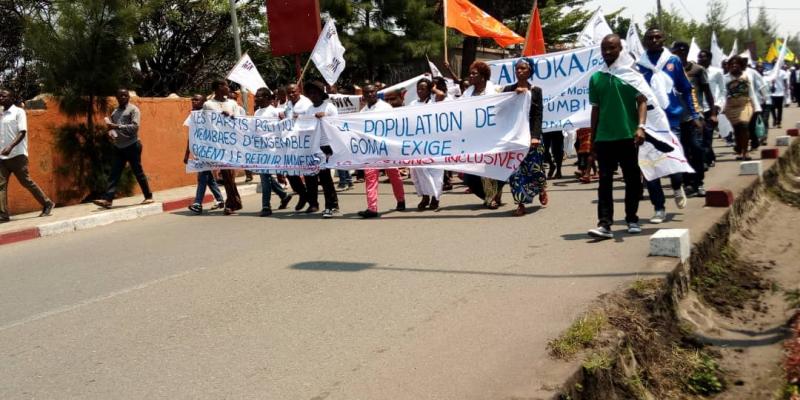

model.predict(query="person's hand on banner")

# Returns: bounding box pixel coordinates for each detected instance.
[634,127,646,145]
[531,138,540,146]
[315,112,326,118]
[515,87,529,94]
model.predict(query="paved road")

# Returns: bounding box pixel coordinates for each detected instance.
[0,111,796,399]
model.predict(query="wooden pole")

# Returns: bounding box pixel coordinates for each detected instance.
[296,56,313,86]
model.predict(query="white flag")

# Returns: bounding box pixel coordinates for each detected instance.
[710,32,725,68]
[626,24,644,61]
[227,54,268,94]
[766,36,789,83]
[688,38,701,63]
[428,60,443,78]
[728,39,738,60]
[311,19,347,86]
[577,7,613,47]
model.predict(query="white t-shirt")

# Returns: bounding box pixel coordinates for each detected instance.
[361,99,393,112]
[284,95,313,119]
[254,105,281,118]
[299,101,338,146]
[202,98,243,116]
[409,97,433,107]
[0,105,28,159]
[460,81,498,97]
[771,69,790,97]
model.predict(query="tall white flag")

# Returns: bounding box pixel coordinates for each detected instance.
[227,54,268,94]
[766,36,789,82]
[428,61,443,78]
[710,32,725,68]
[688,38,701,63]
[311,19,347,86]
[626,24,645,61]
[577,7,613,47]
[728,39,739,60]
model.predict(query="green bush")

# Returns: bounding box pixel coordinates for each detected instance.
[54,123,135,202]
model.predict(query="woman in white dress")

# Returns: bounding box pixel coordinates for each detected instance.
[408,78,444,210]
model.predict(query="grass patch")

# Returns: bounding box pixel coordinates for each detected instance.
[548,312,606,359]
[582,352,613,372]
[691,245,766,316]
[685,351,725,396]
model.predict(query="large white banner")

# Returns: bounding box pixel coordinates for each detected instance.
[321,92,532,181]
[311,20,347,86]
[487,45,604,133]
[186,111,323,175]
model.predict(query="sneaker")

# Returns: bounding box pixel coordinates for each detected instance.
[650,210,666,224]
[322,208,339,218]
[210,201,224,210]
[188,203,203,214]
[627,222,642,234]
[588,226,613,239]
[0,216,9,223]
[684,186,698,198]
[259,208,273,217]
[696,186,706,197]
[278,194,293,210]
[396,201,406,211]
[40,201,55,217]
[674,187,687,209]
[141,198,155,205]
[358,209,379,218]
[336,184,348,192]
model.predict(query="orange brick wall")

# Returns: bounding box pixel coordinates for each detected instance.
[6,95,252,215]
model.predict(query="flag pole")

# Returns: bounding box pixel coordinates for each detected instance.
[296,56,313,86]
[228,0,248,112]
[443,0,449,64]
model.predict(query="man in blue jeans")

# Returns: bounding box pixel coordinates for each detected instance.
[184,94,224,214]
[636,29,698,224]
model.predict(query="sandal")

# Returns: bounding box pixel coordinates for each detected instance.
[486,200,499,210]
[539,191,549,206]
[512,206,526,217]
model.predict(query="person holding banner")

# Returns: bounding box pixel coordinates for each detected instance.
[460,61,504,209]
[297,81,340,218]
[356,85,407,219]
[502,58,548,216]
[587,35,647,239]
[184,94,225,214]
[253,87,294,216]
[636,29,692,224]
[202,79,243,215]
[281,83,313,211]
[408,78,444,211]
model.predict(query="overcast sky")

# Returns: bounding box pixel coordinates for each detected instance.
[585,0,800,37]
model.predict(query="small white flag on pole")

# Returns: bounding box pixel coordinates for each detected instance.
[577,7,613,47]
[688,38,701,63]
[766,35,789,83]
[626,24,645,61]
[227,54,268,94]
[311,19,347,86]
[710,32,725,68]
[428,60,443,78]
[728,39,739,60]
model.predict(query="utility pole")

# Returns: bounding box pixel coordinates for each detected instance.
[656,0,663,28]
[745,0,752,41]
[229,0,248,112]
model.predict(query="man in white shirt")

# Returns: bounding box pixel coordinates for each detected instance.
[0,89,55,222]
[770,64,791,128]
[698,50,723,167]
[357,85,406,219]
[253,87,293,216]
[202,79,243,215]
[296,80,340,218]
[280,83,314,211]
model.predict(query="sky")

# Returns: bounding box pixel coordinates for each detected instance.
[585,0,800,37]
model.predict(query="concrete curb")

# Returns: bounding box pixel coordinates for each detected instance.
[0,183,259,247]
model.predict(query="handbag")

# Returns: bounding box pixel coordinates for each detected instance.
[754,114,766,139]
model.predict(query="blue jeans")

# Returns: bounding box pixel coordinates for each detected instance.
[194,171,223,205]
[260,173,289,209]
[646,127,683,212]
[337,169,352,187]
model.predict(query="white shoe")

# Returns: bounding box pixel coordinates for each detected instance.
[650,210,666,224]
[674,187,687,209]
[588,226,613,239]
[627,222,642,234]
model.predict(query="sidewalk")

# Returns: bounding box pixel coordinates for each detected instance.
[0,178,259,245]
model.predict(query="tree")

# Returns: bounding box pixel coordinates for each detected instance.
[0,0,51,100]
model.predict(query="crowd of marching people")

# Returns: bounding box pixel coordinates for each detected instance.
[2,30,798,242]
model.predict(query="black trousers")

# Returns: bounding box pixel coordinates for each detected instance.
[103,142,152,201]
[771,97,784,125]
[305,169,338,209]
[680,121,705,188]
[595,139,642,227]
[287,176,306,200]
[543,131,564,173]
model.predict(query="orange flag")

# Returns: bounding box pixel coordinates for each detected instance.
[445,0,525,48]
[522,1,545,56]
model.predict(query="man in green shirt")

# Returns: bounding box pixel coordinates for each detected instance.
[587,35,647,239]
